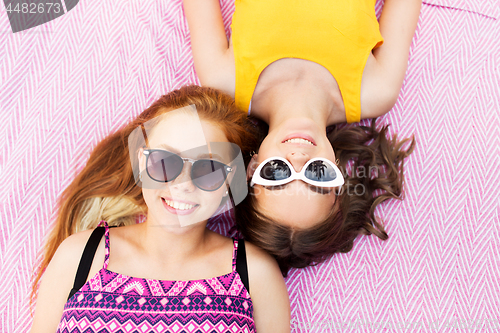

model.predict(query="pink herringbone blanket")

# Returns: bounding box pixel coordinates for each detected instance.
[1,0,499,332]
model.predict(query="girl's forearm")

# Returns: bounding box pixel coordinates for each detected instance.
[182,0,230,84]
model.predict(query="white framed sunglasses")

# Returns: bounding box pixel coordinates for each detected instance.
[250,156,344,188]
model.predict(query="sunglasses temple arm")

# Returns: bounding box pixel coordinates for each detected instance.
[226,184,236,210]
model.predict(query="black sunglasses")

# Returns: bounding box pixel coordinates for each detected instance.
[143,149,233,192]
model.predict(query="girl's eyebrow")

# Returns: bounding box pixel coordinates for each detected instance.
[153,145,224,161]
[154,143,180,154]
[263,184,287,191]
[307,184,332,194]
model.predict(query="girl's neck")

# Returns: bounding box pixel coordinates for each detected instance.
[136,218,211,263]
[252,80,332,130]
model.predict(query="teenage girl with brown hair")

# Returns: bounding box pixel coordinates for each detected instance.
[183,0,421,274]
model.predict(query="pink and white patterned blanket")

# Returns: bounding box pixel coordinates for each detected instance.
[1,0,499,332]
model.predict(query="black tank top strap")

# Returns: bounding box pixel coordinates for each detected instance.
[235,238,250,293]
[67,222,116,301]
[102,221,111,269]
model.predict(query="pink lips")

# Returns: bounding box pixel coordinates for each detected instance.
[282,133,316,146]
[161,197,199,215]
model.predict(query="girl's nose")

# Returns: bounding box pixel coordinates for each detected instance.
[170,163,196,192]
[286,152,310,172]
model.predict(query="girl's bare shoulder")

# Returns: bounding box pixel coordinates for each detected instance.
[243,240,281,275]
[48,228,106,283]
[56,229,96,259]
[29,229,101,332]
[243,240,291,332]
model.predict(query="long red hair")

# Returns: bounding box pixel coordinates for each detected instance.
[29,85,257,312]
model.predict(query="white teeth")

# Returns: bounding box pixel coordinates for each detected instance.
[164,199,195,210]
[285,138,314,145]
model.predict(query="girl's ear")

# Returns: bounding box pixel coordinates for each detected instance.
[246,154,259,182]
[225,165,237,185]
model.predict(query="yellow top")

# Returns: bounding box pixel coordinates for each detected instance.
[231,0,384,123]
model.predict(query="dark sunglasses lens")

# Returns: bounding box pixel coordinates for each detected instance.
[192,160,228,191]
[260,160,291,181]
[304,160,337,182]
[147,151,183,182]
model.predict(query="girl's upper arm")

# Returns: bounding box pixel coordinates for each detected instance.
[361,0,422,119]
[183,0,235,95]
[29,230,95,333]
[245,241,291,333]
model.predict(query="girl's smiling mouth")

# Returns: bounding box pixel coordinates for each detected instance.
[162,197,199,215]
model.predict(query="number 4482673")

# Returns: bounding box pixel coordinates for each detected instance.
[5,2,62,14]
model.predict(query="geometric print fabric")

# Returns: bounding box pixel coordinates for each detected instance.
[56,221,255,333]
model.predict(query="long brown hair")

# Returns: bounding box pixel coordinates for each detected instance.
[235,119,415,276]
[30,85,257,310]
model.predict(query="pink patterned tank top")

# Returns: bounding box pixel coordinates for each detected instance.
[56,221,256,333]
